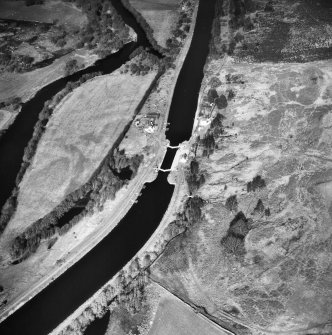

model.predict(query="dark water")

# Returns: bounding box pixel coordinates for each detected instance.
[166,0,216,146]
[0,0,217,334]
[160,148,177,170]
[56,195,90,229]
[84,311,110,335]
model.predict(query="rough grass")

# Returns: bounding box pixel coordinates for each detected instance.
[0,109,14,131]
[152,59,332,332]
[0,0,88,29]
[0,68,157,249]
[129,0,180,48]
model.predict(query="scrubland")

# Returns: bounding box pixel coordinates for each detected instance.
[149,0,332,333]
[152,59,332,334]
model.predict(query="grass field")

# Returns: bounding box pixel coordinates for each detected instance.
[0,67,157,257]
[129,0,180,48]
[148,295,226,335]
[0,0,87,28]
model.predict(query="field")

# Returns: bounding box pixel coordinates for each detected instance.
[151,58,332,334]
[129,0,180,48]
[0,0,87,28]
[104,280,227,335]
[147,294,227,335]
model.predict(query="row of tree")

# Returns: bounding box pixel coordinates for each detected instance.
[10,150,143,260]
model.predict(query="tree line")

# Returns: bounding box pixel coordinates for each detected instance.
[10,149,143,260]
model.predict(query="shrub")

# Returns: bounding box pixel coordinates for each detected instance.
[222,235,245,256]
[215,94,228,109]
[229,211,250,238]
[252,199,264,214]
[207,88,219,104]
[210,112,224,137]
[227,89,236,100]
[64,59,81,76]
[201,132,216,157]
[184,196,205,224]
[25,0,44,6]
[225,195,238,212]
[247,175,266,192]
[221,211,250,256]
[186,160,205,194]
[264,1,274,12]
[209,76,222,88]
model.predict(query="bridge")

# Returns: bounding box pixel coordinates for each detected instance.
[158,168,172,172]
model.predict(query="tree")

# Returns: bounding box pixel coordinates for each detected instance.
[64,59,80,76]
[190,160,199,175]
[207,88,219,104]
[253,199,264,214]
[215,94,228,109]
[247,175,266,192]
[225,195,238,212]
[209,76,222,88]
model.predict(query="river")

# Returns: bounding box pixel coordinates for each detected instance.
[0,0,217,334]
